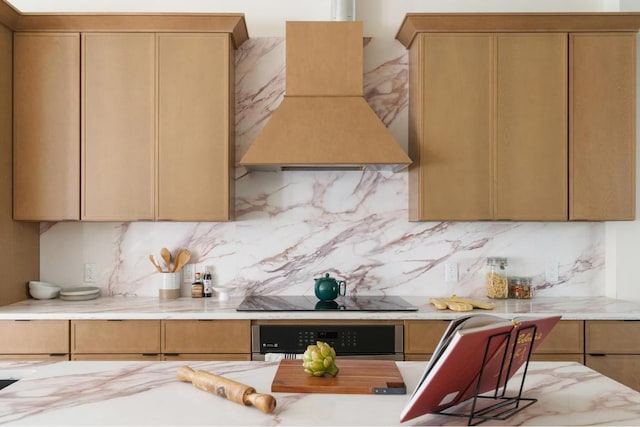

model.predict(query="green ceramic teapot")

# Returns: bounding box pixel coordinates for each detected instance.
[314,273,346,301]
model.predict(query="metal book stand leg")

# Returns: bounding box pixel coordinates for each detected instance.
[435,325,538,426]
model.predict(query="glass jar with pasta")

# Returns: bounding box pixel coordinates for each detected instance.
[486,257,508,299]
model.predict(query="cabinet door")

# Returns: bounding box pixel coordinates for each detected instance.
[496,34,568,220]
[82,33,155,221]
[13,33,80,221]
[532,319,583,362]
[157,34,232,221]
[410,34,493,221]
[0,320,69,354]
[570,33,636,220]
[71,320,160,354]
[162,320,250,354]
[404,320,451,359]
[586,355,640,391]
[586,320,640,354]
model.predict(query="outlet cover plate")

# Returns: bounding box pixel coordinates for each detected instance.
[84,263,96,283]
[444,262,458,282]
[183,264,195,283]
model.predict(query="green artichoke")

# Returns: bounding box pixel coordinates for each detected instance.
[302,341,339,377]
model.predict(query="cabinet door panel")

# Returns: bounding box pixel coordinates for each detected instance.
[533,320,583,354]
[586,355,640,391]
[496,34,568,220]
[586,320,640,353]
[570,33,636,220]
[13,33,80,221]
[162,320,250,354]
[71,320,160,354]
[0,320,69,354]
[404,320,450,355]
[414,34,493,220]
[82,33,155,220]
[157,34,231,221]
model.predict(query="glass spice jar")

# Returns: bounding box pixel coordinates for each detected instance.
[509,276,533,299]
[486,257,508,299]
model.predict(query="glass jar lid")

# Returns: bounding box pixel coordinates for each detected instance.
[486,257,508,266]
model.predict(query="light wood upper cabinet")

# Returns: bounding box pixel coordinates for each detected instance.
[157,34,233,221]
[569,33,636,221]
[401,14,638,222]
[81,33,156,221]
[409,33,567,221]
[409,34,493,220]
[13,32,80,221]
[495,34,568,220]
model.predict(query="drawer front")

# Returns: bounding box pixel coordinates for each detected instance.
[404,320,450,354]
[531,353,584,364]
[586,320,640,354]
[162,353,251,361]
[71,353,162,361]
[162,320,250,353]
[0,354,70,361]
[534,320,584,354]
[71,320,161,353]
[0,320,69,354]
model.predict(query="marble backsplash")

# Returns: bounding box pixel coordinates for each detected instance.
[39,37,605,299]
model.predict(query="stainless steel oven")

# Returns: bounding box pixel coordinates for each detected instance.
[251,323,404,361]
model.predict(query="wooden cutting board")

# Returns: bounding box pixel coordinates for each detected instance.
[271,359,406,394]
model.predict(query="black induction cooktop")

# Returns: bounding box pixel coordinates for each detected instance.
[236,295,417,312]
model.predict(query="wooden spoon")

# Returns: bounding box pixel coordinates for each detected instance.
[173,249,191,272]
[149,254,163,273]
[160,248,172,272]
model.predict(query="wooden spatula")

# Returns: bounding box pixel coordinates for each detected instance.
[160,247,172,272]
[173,249,191,272]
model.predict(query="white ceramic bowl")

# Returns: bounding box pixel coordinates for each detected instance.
[28,281,61,299]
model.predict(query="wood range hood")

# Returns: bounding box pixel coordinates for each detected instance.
[240,21,411,171]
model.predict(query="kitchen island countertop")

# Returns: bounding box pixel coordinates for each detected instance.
[0,360,638,426]
[0,295,639,320]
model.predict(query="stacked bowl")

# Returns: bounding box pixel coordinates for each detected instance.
[28,281,61,300]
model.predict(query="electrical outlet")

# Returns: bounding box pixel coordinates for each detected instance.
[444,262,458,282]
[84,263,96,283]
[545,260,559,284]
[183,264,195,283]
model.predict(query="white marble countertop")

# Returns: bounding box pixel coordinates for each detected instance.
[0,295,639,320]
[0,360,638,426]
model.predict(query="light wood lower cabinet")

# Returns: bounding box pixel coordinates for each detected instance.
[161,320,250,360]
[403,320,451,360]
[585,320,640,391]
[405,319,585,363]
[531,320,584,363]
[0,320,69,360]
[71,320,161,360]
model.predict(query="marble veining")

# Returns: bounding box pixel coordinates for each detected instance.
[0,360,638,426]
[1,296,639,320]
[39,36,606,299]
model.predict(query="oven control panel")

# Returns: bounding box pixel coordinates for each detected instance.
[252,324,403,355]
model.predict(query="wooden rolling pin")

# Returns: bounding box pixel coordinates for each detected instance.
[177,366,276,414]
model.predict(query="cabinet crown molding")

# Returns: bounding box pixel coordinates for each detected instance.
[0,0,248,48]
[396,13,640,48]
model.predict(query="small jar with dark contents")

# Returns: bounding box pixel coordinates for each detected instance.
[508,276,533,299]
